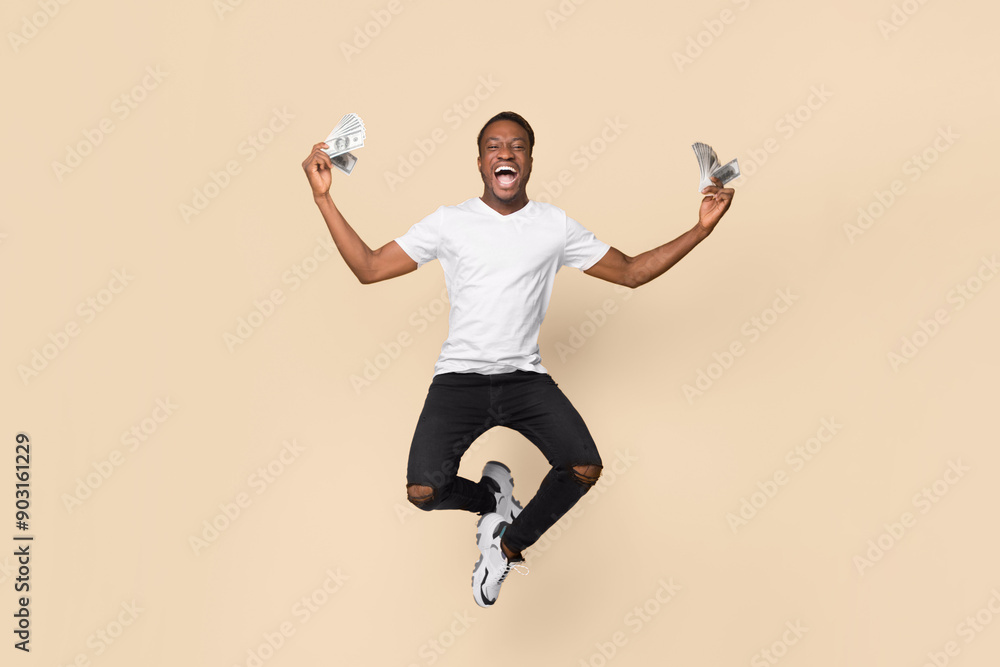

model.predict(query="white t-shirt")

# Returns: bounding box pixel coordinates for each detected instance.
[394,197,611,377]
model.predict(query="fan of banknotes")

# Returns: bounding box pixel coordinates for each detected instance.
[692,142,739,191]
[322,113,366,175]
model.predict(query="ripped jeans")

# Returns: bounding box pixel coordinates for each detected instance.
[405,370,603,555]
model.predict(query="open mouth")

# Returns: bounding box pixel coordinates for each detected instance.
[493,164,518,187]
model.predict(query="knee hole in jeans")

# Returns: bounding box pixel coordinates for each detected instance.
[571,464,602,489]
[406,483,436,508]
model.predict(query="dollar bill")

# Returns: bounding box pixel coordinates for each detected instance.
[323,112,367,159]
[330,112,364,137]
[322,112,366,172]
[692,142,739,190]
[710,158,740,185]
[331,151,357,175]
[322,130,364,159]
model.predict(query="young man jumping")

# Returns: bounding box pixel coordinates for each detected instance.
[301,111,735,607]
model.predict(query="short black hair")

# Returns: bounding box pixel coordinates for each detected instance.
[477,111,534,155]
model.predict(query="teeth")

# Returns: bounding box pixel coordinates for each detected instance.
[495,165,516,175]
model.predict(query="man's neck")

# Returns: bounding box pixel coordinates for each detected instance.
[480,192,529,217]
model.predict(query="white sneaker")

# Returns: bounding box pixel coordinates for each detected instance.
[472,512,528,607]
[480,461,523,523]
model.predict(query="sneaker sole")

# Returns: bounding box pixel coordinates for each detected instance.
[471,513,504,607]
[483,461,523,523]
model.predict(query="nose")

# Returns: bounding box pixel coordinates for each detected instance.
[497,143,514,159]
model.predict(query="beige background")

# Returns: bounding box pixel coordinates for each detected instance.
[3,0,1000,665]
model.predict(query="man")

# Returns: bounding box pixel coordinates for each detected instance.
[301,111,734,607]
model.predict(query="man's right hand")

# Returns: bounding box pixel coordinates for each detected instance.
[302,142,333,199]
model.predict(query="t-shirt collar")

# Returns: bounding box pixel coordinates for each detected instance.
[473,197,536,218]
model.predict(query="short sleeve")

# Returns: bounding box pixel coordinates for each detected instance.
[563,215,610,271]
[394,207,442,268]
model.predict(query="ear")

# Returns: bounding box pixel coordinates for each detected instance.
[477,154,482,171]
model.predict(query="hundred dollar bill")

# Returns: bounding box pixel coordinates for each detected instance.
[692,142,739,190]
[710,158,740,185]
[323,112,367,159]
[331,151,357,175]
[322,130,364,159]
[330,112,364,136]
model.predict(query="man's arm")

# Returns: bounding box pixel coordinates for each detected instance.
[584,177,734,289]
[302,142,417,285]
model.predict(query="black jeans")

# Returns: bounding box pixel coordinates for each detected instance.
[405,369,603,554]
